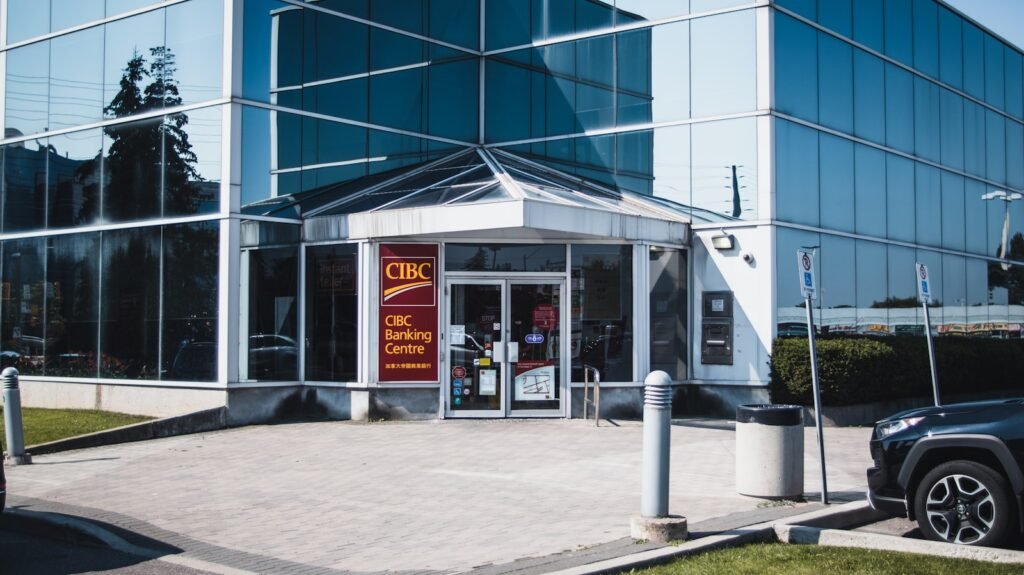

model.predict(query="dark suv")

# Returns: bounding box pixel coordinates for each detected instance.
[867,398,1024,546]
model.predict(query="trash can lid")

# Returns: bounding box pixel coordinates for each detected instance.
[736,404,803,426]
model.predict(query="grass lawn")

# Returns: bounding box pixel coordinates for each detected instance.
[632,543,1021,575]
[0,407,153,447]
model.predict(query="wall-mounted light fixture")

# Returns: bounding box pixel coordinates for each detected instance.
[711,230,734,251]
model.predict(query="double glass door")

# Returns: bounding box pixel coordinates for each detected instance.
[445,279,565,417]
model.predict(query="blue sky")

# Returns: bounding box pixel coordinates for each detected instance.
[945,0,1024,50]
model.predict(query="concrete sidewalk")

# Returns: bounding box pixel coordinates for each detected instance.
[3,419,873,574]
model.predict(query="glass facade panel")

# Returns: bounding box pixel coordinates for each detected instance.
[775,0,814,20]
[853,49,885,143]
[618,21,689,126]
[986,111,1006,185]
[649,247,686,381]
[962,22,985,100]
[102,117,164,221]
[818,0,851,38]
[615,0,688,24]
[6,0,50,44]
[819,134,854,233]
[50,28,104,131]
[984,35,1005,111]
[45,234,101,377]
[2,239,46,375]
[854,144,886,238]
[942,254,967,332]
[690,9,756,118]
[1008,50,1024,120]
[5,42,50,137]
[820,235,855,333]
[571,245,633,383]
[887,244,920,333]
[914,77,940,163]
[883,0,913,66]
[852,0,883,53]
[964,178,988,256]
[103,9,165,118]
[48,130,103,229]
[3,141,48,233]
[306,244,358,382]
[163,222,219,382]
[775,120,818,226]
[940,172,965,252]
[964,101,986,178]
[691,118,758,219]
[912,0,938,78]
[819,34,853,134]
[100,227,160,379]
[446,244,566,272]
[775,227,821,333]
[886,154,915,243]
[938,6,963,90]
[915,163,941,248]
[885,64,914,154]
[775,12,817,123]
[51,0,105,33]
[1008,122,1024,190]
[939,88,965,170]
[248,248,299,381]
[166,0,224,106]
[856,240,888,333]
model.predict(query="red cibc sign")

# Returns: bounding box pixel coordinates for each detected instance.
[379,244,439,382]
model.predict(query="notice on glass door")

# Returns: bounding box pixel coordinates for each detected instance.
[479,369,497,396]
[514,361,555,401]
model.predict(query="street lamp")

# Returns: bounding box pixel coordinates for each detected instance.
[981,190,1023,271]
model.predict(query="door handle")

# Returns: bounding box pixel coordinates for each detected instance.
[507,342,519,363]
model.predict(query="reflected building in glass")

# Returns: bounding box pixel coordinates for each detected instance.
[0,0,1019,421]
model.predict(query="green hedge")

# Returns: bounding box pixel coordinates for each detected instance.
[769,336,1024,406]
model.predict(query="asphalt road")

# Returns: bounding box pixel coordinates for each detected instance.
[0,527,215,575]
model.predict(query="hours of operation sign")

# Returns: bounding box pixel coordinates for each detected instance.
[379,244,439,382]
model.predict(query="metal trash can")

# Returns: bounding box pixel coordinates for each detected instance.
[735,404,804,498]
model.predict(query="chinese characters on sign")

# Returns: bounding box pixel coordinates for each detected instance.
[378,244,438,382]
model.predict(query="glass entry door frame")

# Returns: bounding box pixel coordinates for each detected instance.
[443,276,568,418]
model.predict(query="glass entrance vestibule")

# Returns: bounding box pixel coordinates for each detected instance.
[242,237,689,420]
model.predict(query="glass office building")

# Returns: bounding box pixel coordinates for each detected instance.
[0,0,1020,422]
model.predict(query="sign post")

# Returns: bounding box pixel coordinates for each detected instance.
[916,263,941,407]
[797,250,828,505]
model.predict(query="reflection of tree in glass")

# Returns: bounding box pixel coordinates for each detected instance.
[989,233,1024,304]
[79,47,204,219]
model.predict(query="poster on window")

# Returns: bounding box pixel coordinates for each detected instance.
[514,360,555,401]
[378,244,439,382]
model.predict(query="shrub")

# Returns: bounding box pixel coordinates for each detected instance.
[770,336,1024,406]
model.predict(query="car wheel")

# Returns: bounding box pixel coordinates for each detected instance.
[913,460,1012,546]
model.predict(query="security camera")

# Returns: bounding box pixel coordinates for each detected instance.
[741,251,755,265]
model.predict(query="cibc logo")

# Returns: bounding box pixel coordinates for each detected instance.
[381,257,436,307]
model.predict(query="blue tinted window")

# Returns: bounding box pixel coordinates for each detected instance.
[819,134,854,233]
[883,0,912,66]
[775,0,814,20]
[691,118,758,219]
[104,9,165,118]
[428,59,479,142]
[819,34,853,134]
[986,110,1006,184]
[853,0,883,52]
[167,0,224,106]
[691,10,756,117]
[1008,122,1024,190]
[886,245,918,323]
[620,21,689,125]
[50,28,104,131]
[1007,50,1024,120]
[485,60,530,142]
[485,0,530,50]
[964,101,986,178]
[914,77,940,163]
[886,154,915,243]
[6,0,49,44]
[818,0,852,37]
[775,119,819,226]
[48,129,102,229]
[885,64,914,154]
[915,164,941,248]
[938,6,963,90]
[985,35,1006,110]
[964,178,987,255]
[775,13,817,123]
[854,49,885,143]
[912,0,938,78]
[855,144,886,238]
[615,1,689,25]
[941,172,965,251]
[856,240,888,329]
[941,254,966,328]
[429,0,479,49]
[963,23,984,99]
[6,42,50,137]
[51,0,105,33]
[651,126,690,205]
[821,235,856,325]
[3,141,47,232]
[939,88,964,170]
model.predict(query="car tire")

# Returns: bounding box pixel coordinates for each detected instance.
[913,460,1013,546]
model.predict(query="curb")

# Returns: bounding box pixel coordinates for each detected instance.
[0,507,153,555]
[24,407,227,455]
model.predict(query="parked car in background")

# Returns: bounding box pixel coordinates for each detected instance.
[867,399,1024,547]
